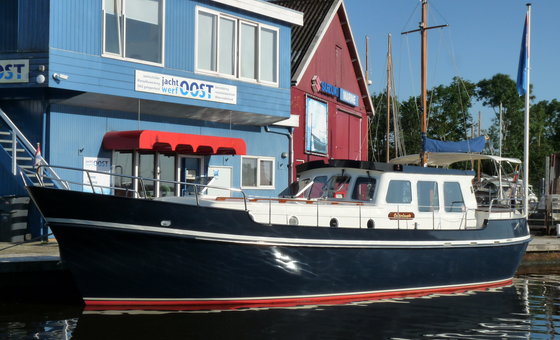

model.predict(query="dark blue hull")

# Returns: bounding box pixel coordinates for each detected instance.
[27,186,530,309]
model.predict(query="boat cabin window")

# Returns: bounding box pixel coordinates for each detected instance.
[444,182,464,212]
[280,178,313,198]
[417,181,439,212]
[306,176,328,199]
[386,180,412,204]
[113,151,133,196]
[352,177,376,201]
[324,176,351,199]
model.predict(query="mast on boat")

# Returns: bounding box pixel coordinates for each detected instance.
[386,34,392,162]
[402,0,447,166]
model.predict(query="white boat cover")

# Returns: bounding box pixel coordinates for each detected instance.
[389,153,522,167]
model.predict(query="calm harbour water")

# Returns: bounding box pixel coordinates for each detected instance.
[1,272,559,339]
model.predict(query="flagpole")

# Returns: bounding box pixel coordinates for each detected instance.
[523,3,531,216]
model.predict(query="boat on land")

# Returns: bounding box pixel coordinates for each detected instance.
[26,158,530,310]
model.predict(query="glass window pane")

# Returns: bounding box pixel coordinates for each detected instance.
[104,0,122,54]
[386,180,412,204]
[444,182,464,212]
[352,177,376,201]
[242,158,257,187]
[113,151,132,195]
[260,27,277,83]
[198,12,217,71]
[124,0,162,63]
[306,176,328,199]
[139,153,155,197]
[259,160,273,186]
[159,154,175,197]
[325,176,350,198]
[219,17,235,76]
[305,98,328,154]
[417,181,439,212]
[240,23,257,79]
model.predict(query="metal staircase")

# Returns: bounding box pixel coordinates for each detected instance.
[0,107,67,191]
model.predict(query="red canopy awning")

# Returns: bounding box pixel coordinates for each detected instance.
[102,130,246,155]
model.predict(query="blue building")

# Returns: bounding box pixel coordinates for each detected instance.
[0,0,302,240]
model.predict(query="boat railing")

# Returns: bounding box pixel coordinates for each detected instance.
[30,165,249,210]
[487,197,524,217]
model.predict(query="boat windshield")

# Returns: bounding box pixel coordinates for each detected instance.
[323,176,351,199]
[279,178,314,198]
[352,177,376,201]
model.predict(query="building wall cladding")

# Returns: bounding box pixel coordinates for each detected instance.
[46,0,293,120]
[291,8,369,174]
[46,105,288,197]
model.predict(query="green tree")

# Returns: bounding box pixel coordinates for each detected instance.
[475,73,557,186]
[426,77,476,142]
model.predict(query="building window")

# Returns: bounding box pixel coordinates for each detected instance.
[305,97,328,155]
[240,22,257,80]
[260,27,278,83]
[241,156,275,189]
[103,0,164,65]
[196,7,279,85]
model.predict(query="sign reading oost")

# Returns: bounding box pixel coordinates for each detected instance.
[135,70,237,105]
[0,59,29,83]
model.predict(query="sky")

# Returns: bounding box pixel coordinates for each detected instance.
[343,0,560,130]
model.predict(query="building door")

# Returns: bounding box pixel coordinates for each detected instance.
[334,110,362,160]
[178,156,204,196]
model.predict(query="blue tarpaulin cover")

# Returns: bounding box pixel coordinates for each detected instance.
[423,135,486,153]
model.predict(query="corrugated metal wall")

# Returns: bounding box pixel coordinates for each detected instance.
[0,0,49,52]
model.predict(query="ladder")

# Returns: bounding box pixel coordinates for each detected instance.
[0,107,67,190]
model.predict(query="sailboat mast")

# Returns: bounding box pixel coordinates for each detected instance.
[386,34,392,162]
[523,3,531,216]
[401,0,447,166]
[421,0,428,167]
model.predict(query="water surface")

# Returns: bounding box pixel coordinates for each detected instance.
[1,273,559,339]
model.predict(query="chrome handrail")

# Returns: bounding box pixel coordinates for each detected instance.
[32,164,248,210]
[0,107,68,189]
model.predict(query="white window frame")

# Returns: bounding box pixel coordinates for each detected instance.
[258,24,279,86]
[101,0,166,66]
[241,156,275,189]
[195,6,279,87]
[238,20,258,83]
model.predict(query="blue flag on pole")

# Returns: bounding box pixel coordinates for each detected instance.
[516,14,529,96]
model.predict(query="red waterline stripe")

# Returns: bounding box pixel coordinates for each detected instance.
[83,278,513,311]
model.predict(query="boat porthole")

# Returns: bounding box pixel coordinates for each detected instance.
[160,220,172,227]
[288,216,299,226]
[329,218,338,228]
[367,219,375,229]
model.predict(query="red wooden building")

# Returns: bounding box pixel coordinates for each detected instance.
[275,0,375,180]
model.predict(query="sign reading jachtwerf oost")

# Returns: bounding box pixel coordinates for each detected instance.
[135,70,237,104]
